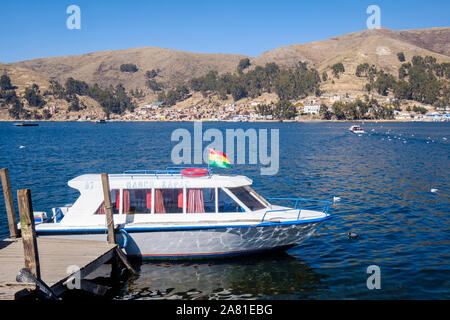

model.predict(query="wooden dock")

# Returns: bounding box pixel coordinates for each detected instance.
[0,169,137,300]
[0,237,118,300]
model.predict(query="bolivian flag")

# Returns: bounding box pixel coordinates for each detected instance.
[209,149,231,168]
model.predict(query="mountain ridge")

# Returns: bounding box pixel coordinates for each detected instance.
[8,27,449,93]
[1,27,449,120]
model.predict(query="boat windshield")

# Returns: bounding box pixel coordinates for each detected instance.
[227,186,267,211]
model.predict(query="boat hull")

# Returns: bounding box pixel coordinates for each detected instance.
[36,221,323,259]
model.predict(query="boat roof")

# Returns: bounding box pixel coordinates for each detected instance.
[68,172,253,191]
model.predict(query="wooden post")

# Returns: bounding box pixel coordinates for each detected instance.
[100,174,137,276]
[101,173,116,245]
[115,247,138,275]
[17,189,40,280]
[0,168,19,238]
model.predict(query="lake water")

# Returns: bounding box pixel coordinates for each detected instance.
[0,121,449,299]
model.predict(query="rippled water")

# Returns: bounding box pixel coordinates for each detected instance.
[0,121,449,299]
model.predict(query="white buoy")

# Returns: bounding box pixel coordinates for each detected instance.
[19,145,25,149]
[333,196,341,203]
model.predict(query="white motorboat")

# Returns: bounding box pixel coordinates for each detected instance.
[32,168,332,259]
[349,125,365,134]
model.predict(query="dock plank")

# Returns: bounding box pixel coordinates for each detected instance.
[0,237,117,299]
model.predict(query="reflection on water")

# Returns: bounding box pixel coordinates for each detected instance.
[119,253,327,300]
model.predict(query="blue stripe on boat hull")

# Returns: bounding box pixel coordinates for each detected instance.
[35,215,332,235]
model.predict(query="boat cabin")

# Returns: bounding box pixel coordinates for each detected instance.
[66,171,270,218]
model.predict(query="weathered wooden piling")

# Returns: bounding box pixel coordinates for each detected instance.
[17,189,40,280]
[101,173,116,245]
[0,168,19,238]
[101,173,137,276]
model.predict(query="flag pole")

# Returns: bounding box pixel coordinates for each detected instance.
[207,148,211,173]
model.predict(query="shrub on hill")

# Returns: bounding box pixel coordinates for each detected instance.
[24,84,46,108]
[120,64,138,73]
[331,62,345,78]
[237,58,251,74]
[0,74,15,91]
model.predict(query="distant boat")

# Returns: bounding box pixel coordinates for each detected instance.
[13,122,39,127]
[349,125,365,134]
[95,119,107,124]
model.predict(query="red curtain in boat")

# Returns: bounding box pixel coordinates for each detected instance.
[115,190,120,211]
[96,203,106,214]
[123,189,130,214]
[146,189,152,210]
[187,189,205,213]
[154,189,166,213]
[178,189,183,208]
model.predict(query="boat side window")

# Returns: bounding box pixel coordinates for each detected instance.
[218,188,244,213]
[95,190,120,215]
[123,189,152,214]
[186,188,215,213]
[155,189,183,214]
[227,187,266,211]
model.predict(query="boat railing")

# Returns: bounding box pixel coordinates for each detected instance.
[261,197,332,222]
[122,167,213,177]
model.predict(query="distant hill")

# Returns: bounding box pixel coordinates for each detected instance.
[1,27,449,120]
[252,27,450,93]
[254,27,450,68]
[11,48,249,92]
[0,62,104,121]
[9,27,450,95]
[0,62,51,95]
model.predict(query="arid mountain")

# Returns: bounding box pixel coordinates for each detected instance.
[0,62,104,121]
[254,27,450,68]
[252,27,450,93]
[1,27,449,120]
[0,62,51,95]
[9,27,450,95]
[11,48,249,92]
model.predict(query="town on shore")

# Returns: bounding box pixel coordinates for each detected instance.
[24,93,449,123]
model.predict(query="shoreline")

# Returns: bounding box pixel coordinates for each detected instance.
[1,119,448,123]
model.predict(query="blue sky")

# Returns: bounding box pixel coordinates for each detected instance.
[0,0,448,63]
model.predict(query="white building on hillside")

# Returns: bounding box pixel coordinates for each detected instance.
[303,105,320,115]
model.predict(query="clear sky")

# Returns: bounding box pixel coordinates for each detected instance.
[0,0,448,63]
